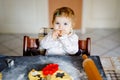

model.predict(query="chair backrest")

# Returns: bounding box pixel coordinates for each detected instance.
[78,38,91,56]
[23,36,40,56]
[23,36,91,56]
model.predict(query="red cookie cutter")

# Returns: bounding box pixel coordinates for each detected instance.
[42,63,59,76]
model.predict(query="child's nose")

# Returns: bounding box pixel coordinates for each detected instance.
[59,25,63,29]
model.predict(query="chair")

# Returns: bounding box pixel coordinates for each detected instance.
[23,36,91,56]
[23,36,46,56]
[78,37,91,56]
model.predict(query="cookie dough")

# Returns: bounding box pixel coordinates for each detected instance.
[0,73,2,80]
[47,69,72,80]
[28,64,72,80]
[28,69,45,80]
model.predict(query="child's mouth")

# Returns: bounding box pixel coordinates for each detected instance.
[58,30,62,37]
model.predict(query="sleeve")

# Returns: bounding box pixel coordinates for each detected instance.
[58,33,79,54]
[40,32,57,49]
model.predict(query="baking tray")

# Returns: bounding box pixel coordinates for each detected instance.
[0,55,107,80]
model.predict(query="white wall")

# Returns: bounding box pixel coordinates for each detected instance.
[0,0,48,33]
[82,0,120,29]
[0,0,120,33]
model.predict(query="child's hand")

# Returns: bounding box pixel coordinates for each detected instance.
[52,30,69,39]
[58,30,68,37]
[52,30,59,39]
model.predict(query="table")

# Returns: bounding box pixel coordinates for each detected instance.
[100,57,120,80]
[0,55,106,80]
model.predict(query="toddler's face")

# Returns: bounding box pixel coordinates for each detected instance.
[53,16,72,34]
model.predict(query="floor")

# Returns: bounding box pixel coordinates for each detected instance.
[0,28,120,57]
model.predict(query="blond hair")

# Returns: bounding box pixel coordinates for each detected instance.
[52,7,75,24]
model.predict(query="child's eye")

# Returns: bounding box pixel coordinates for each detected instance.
[64,23,68,25]
[56,22,59,25]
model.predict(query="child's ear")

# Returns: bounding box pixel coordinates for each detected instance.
[72,22,75,28]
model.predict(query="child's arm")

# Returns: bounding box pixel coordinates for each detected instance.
[40,33,57,49]
[59,34,78,54]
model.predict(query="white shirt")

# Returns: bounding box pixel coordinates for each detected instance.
[40,31,78,55]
